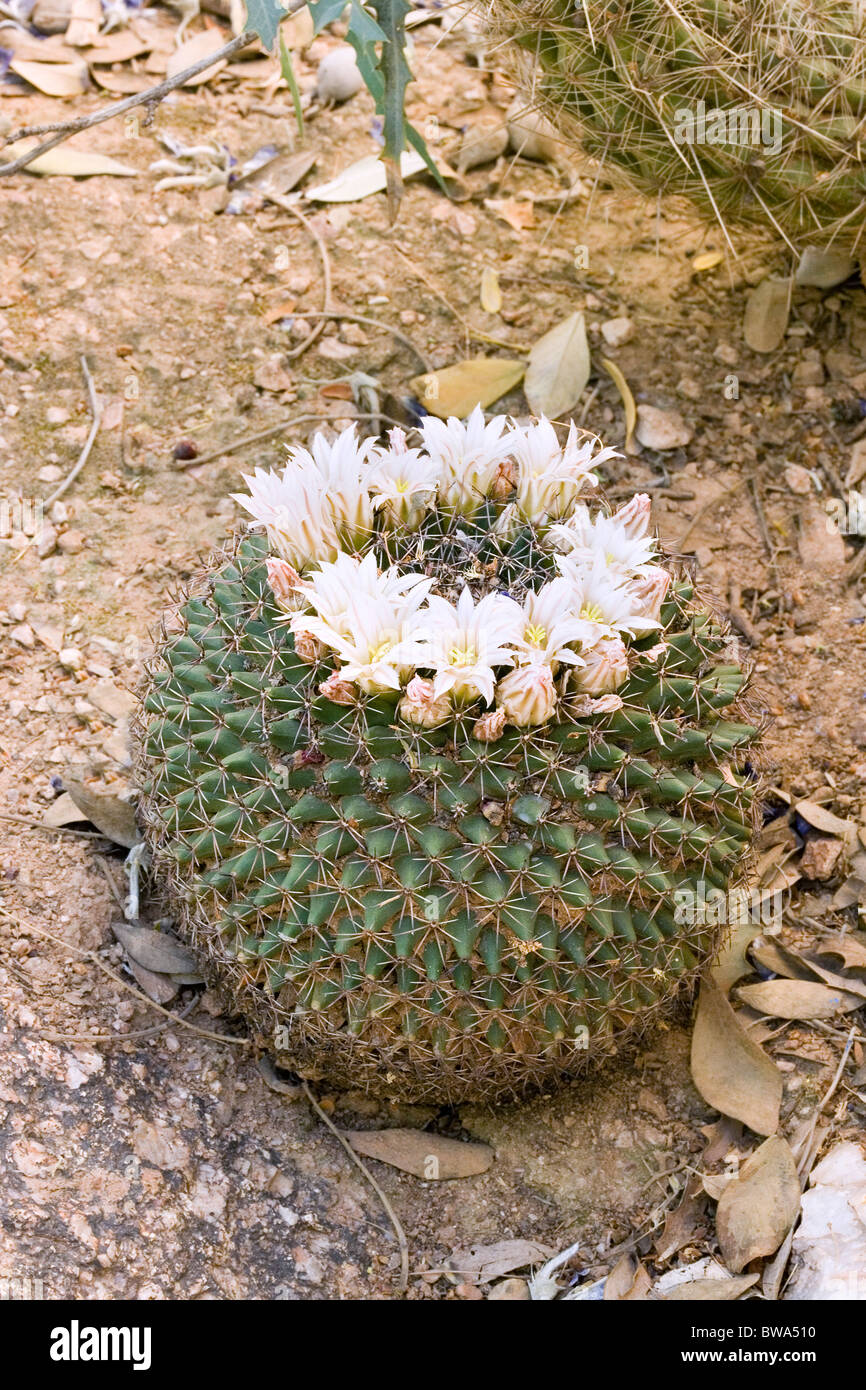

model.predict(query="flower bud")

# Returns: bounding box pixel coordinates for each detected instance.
[318,671,356,706]
[495,662,557,726]
[399,676,451,728]
[576,637,629,694]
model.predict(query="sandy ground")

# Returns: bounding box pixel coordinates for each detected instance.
[0,12,865,1300]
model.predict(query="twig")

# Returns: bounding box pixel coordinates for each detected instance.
[42,356,101,507]
[0,812,109,839]
[0,30,267,177]
[3,913,249,1048]
[37,996,197,1047]
[172,410,412,469]
[263,195,333,360]
[285,311,433,373]
[301,1081,410,1294]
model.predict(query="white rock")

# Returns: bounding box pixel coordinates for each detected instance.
[46,406,70,425]
[315,46,363,103]
[786,1142,866,1300]
[600,317,635,348]
[58,646,83,672]
[635,404,693,451]
[784,464,813,495]
[37,524,58,558]
[10,623,35,648]
[38,464,63,483]
[8,602,26,622]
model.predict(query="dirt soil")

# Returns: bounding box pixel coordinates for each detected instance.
[1,12,865,1301]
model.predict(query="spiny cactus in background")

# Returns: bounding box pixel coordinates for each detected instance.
[490,0,866,255]
[137,412,760,1103]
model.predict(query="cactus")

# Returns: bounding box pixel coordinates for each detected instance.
[491,0,866,254]
[136,414,760,1103]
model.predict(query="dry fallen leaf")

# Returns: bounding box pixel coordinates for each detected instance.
[604,1253,652,1300]
[450,1238,554,1283]
[480,265,502,315]
[165,30,228,86]
[816,935,866,970]
[63,779,140,848]
[691,977,782,1136]
[743,277,791,353]
[692,250,724,272]
[735,979,863,1019]
[715,1135,801,1273]
[110,921,201,978]
[795,798,857,846]
[410,357,525,420]
[3,141,139,178]
[712,916,764,994]
[654,1177,707,1262]
[661,1273,759,1300]
[523,311,590,420]
[127,957,179,1004]
[342,1129,493,1179]
[10,59,90,97]
[306,151,427,203]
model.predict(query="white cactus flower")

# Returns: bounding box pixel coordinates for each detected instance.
[574,635,630,695]
[413,586,524,704]
[513,578,587,671]
[554,554,662,643]
[495,661,559,726]
[296,551,432,640]
[419,406,512,517]
[511,417,613,526]
[287,426,376,549]
[368,431,441,527]
[293,591,424,695]
[232,465,341,572]
[548,502,657,576]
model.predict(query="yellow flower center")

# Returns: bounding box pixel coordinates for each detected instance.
[395,478,410,493]
[580,602,604,624]
[449,645,476,668]
[525,623,547,647]
[368,638,394,665]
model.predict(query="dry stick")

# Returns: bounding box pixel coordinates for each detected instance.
[38,996,198,1047]
[172,410,411,470]
[285,311,433,373]
[262,195,333,360]
[8,914,249,1048]
[0,813,108,839]
[43,355,102,508]
[301,1080,410,1294]
[0,30,265,177]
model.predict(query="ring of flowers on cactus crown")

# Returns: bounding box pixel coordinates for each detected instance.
[232,410,672,735]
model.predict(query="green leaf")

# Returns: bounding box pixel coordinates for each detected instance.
[309,0,348,33]
[366,0,412,210]
[244,0,285,50]
[279,33,304,138]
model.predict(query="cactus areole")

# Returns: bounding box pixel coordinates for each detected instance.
[137,413,760,1103]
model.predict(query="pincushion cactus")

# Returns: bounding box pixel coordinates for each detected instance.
[137,412,760,1103]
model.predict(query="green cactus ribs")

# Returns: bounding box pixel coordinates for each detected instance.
[137,531,760,1104]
